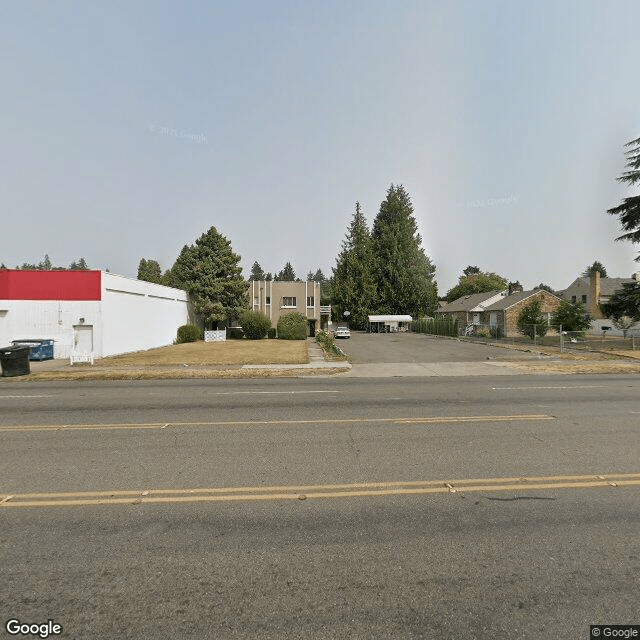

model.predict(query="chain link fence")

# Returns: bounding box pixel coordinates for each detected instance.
[413,321,639,353]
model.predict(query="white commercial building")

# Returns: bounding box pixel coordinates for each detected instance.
[0,270,192,359]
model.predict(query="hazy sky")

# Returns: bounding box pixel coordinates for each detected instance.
[2,0,639,293]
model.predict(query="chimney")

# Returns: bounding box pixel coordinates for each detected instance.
[589,270,602,319]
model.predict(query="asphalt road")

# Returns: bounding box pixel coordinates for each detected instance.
[1,374,639,639]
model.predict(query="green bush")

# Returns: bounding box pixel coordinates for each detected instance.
[228,327,244,340]
[267,327,277,339]
[240,310,272,340]
[277,312,308,340]
[176,324,202,344]
[489,325,503,339]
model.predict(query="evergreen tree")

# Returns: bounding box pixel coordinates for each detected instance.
[275,262,296,281]
[137,258,163,283]
[250,261,265,280]
[69,257,89,270]
[38,254,53,270]
[371,186,438,316]
[608,137,640,260]
[535,283,555,293]
[265,272,273,281]
[166,227,248,328]
[582,261,608,278]
[333,202,377,329]
[307,270,314,281]
[312,268,325,282]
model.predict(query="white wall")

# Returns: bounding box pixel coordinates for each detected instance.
[100,273,190,357]
[0,300,102,358]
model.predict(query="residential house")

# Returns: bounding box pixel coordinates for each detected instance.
[437,290,508,328]
[480,289,563,337]
[248,280,321,336]
[559,271,640,333]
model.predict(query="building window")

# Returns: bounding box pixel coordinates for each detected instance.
[307,296,314,307]
[282,296,296,308]
[571,296,576,303]
[266,296,270,305]
[581,295,587,304]
[489,312,497,325]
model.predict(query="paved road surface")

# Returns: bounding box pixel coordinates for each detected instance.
[1,374,639,639]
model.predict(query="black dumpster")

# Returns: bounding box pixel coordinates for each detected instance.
[0,346,31,377]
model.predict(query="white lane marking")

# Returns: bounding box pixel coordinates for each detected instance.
[205,390,341,396]
[0,395,53,398]
[492,386,609,390]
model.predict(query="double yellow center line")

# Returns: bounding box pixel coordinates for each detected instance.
[0,414,554,433]
[3,473,639,509]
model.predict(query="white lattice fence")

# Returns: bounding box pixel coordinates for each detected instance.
[204,329,226,342]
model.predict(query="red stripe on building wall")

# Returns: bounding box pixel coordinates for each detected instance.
[0,270,102,301]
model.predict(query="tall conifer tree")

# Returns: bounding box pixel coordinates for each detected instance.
[332,202,377,329]
[371,185,437,316]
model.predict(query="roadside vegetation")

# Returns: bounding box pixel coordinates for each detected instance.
[315,330,348,360]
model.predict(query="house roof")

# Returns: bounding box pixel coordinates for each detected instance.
[484,289,561,311]
[437,290,506,313]
[558,276,635,298]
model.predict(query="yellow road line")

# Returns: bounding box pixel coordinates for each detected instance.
[2,473,639,509]
[0,414,554,433]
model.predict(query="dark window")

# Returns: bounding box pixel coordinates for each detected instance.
[582,295,587,303]
[266,296,270,304]
[571,296,576,303]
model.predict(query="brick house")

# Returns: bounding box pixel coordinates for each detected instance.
[436,290,508,328]
[248,280,320,336]
[480,289,563,337]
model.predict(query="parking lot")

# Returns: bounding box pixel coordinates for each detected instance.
[337,331,543,364]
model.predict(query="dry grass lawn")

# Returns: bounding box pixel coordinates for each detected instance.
[99,339,309,366]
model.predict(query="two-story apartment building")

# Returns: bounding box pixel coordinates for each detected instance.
[248,280,321,336]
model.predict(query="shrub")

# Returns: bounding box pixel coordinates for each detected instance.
[414,317,458,337]
[267,327,277,339]
[176,324,202,344]
[517,300,549,339]
[228,327,244,339]
[476,327,490,338]
[315,329,345,359]
[240,310,271,340]
[277,312,308,340]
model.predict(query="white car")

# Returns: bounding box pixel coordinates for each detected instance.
[334,326,351,339]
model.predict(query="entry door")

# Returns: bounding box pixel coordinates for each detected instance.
[73,325,94,352]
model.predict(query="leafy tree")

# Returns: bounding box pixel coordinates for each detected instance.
[600,281,640,321]
[446,272,508,302]
[0,263,6,269]
[265,272,272,281]
[535,283,555,293]
[275,262,296,281]
[463,265,480,276]
[608,137,640,261]
[332,202,377,329]
[137,258,163,283]
[18,262,38,270]
[551,300,591,332]
[166,227,248,329]
[517,300,549,339]
[583,261,608,278]
[371,185,438,316]
[250,261,265,280]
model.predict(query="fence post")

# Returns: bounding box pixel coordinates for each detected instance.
[561,325,564,353]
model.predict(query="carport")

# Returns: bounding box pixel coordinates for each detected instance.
[368,315,413,333]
